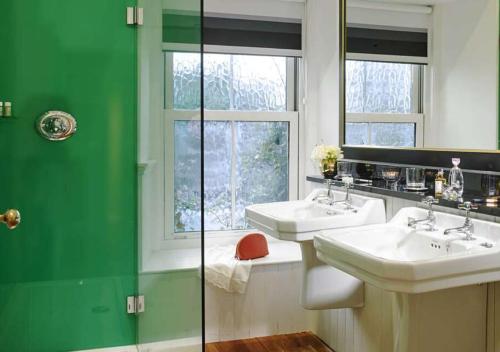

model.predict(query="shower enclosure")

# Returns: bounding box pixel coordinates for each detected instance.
[0,0,204,351]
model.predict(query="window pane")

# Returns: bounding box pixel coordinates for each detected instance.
[345,122,369,145]
[173,53,287,111]
[174,120,201,232]
[174,121,290,232]
[173,53,201,110]
[346,60,417,113]
[370,123,415,147]
[225,55,286,111]
[345,61,365,113]
[204,121,232,231]
[234,121,289,229]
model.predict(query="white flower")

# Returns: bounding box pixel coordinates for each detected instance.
[311,144,342,162]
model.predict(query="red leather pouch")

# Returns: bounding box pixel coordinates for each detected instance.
[235,233,269,260]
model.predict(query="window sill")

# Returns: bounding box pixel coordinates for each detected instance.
[141,239,302,274]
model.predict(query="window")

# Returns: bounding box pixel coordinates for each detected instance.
[345,60,424,147]
[167,52,298,236]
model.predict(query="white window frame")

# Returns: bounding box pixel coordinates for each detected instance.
[164,49,300,240]
[345,53,425,148]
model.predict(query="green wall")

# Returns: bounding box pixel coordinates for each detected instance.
[0,0,138,350]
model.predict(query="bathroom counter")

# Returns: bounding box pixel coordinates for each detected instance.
[307,175,500,218]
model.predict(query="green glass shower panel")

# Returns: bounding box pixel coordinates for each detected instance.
[0,0,138,351]
[163,13,201,44]
[137,0,203,350]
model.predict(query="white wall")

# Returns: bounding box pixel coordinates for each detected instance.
[427,0,498,149]
[302,0,341,197]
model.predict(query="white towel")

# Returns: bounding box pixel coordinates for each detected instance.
[204,245,252,294]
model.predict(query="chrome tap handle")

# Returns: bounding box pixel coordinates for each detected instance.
[422,196,438,218]
[458,201,478,219]
[0,209,21,230]
[422,196,439,208]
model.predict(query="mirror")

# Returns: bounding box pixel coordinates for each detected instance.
[341,0,499,151]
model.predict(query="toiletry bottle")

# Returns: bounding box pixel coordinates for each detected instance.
[434,169,447,197]
[449,158,464,197]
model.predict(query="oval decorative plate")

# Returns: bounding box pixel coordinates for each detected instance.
[36,111,77,141]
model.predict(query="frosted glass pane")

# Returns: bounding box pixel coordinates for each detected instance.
[174,121,202,232]
[346,61,365,113]
[346,122,369,145]
[173,53,201,110]
[370,123,415,147]
[346,60,417,113]
[226,55,286,111]
[234,122,289,229]
[173,53,287,111]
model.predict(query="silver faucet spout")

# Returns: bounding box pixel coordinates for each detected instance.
[443,202,477,241]
[409,217,433,226]
[408,216,436,231]
[408,196,438,231]
[444,226,467,235]
[443,225,475,241]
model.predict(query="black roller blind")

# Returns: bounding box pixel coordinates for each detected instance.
[204,17,302,50]
[347,27,427,58]
[163,14,302,51]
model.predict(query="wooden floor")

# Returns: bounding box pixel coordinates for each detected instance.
[205,332,334,352]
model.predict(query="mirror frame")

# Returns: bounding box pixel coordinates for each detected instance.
[338,0,500,163]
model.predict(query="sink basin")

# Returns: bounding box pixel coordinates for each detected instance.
[315,207,499,293]
[246,189,386,242]
[245,188,386,310]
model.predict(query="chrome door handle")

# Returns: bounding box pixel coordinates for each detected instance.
[0,209,21,229]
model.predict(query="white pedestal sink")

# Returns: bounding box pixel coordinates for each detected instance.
[246,188,386,310]
[315,206,500,352]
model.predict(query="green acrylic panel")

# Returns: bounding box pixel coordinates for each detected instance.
[163,13,201,44]
[137,271,202,344]
[0,0,138,351]
[137,0,203,348]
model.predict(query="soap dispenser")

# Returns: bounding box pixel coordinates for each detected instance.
[434,169,447,197]
[449,158,464,197]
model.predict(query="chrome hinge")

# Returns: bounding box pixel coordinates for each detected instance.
[127,295,145,314]
[126,7,144,26]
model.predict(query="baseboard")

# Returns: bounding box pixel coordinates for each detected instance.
[74,337,202,352]
[138,337,202,352]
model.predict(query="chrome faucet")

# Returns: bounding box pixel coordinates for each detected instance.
[408,196,438,231]
[443,202,477,241]
[315,179,356,211]
[315,179,335,204]
[329,179,354,211]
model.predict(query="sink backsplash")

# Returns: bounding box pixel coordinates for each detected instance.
[352,162,500,197]
[307,160,500,218]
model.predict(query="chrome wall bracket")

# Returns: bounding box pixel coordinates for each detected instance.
[36,111,77,141]
[127,295,145,314]
[127,7,143,26]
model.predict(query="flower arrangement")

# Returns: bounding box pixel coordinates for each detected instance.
[311,144,343,179]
